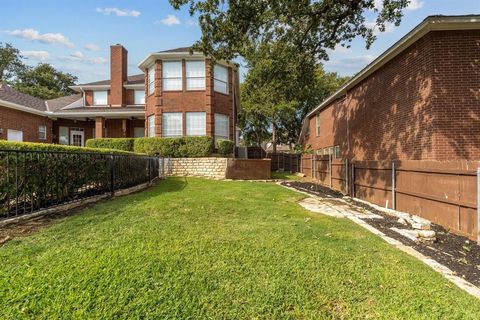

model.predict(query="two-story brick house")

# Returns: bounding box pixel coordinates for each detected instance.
[0,45,240,147]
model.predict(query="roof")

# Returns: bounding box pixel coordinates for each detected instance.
[299,14,480,142]
[46,94,82,111]
[76,74,144,86]
[157,46,192,53]
[0,83,46,112]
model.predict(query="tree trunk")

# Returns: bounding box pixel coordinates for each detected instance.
[272,122,277,153]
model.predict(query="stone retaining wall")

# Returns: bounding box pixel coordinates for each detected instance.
[166,158,228,179]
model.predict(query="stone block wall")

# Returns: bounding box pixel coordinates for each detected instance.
[166,157,228,179]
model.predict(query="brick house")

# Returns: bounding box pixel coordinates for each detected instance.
[299,15,480,161]
[0,45,240,147]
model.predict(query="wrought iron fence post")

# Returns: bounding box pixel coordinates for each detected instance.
[110,153,115,194]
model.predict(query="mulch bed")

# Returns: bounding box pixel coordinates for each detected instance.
[282,181,480,287]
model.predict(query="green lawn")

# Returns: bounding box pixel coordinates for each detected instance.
[271,171,302,180]
[1,177,479,319]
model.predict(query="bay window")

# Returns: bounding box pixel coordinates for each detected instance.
[214,64,228,94]
[148,66,155,95]
[186,112,206,136]
[162,112,183,137]
[162,61,182,91]
[147,115,155,137]
[186,61,205,90]
[93,91,108,105]
[214,113,229,142]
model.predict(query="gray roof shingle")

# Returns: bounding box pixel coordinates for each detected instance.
[0,83,46,111]
[77,74,144,86]
[45,94,83,111]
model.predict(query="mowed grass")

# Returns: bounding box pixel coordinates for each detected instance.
[271,171,302,180]
[1,178,479,319]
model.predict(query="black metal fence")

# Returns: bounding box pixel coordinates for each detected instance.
[0,149,161,221]
[268,152,301,172]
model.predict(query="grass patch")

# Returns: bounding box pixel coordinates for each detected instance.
[1,177,479,318]
[271,171,302,180]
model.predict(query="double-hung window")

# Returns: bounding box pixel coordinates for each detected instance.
[134,90,145,104]
[334,146,340,159]
[162,112,183,137]
[186,61,205,90]
[148,66,155,95]
[214,64,228,94]
[214,113,229,142]
[147,115,155,137]
[93,91,108,105]
[186,112,206,136]
[38,125,47,140]
[163,61,182,91]
[316,114,320,136]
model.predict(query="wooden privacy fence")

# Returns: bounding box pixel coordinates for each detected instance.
[268,153,301,172]
[300,154,480,242]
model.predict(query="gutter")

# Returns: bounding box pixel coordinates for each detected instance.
[0,99,46,116]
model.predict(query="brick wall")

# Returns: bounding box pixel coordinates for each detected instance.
[305,30,480,161]
[144,59,237,140]
[110,45,127,107]
[0,106,52,143]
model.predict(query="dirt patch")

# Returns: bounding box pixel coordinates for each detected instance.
[0,202,100,246]
[283,181,480,287]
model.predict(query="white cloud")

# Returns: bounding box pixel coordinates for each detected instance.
[186,19,198,27]
[5,28,74,47]
[84,43,101,52]
[59,51,107,64]
[406,0,424,11]
[96,7,140,17]
[327,44,350,54]
[21,50,50,62]
[158,15,181,26]
[365,21,396,35]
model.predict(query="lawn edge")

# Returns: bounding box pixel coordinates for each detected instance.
[278,182,480,300]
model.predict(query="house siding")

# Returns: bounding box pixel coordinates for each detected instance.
[305,30,480,161]
[0,106,52,143]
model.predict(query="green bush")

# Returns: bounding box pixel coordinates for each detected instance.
[0,140,133,155]
[217,139,235,156]
[86,138,135,152]
[134,136,213,157]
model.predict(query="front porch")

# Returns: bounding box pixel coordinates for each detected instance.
[52,117,145,147]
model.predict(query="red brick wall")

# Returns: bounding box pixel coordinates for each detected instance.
[145,58,238,140]
[110,45,128,107]
[0,106,52,143]
[305,30,479,161]
[52,119,95,144]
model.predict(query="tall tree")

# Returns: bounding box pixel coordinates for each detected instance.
[0,43,25,85]
[169,0,409,61]
[14,63,77,100]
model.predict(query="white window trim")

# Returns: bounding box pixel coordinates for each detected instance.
[148,66,155,96]
[316,114,320,137]
[186,60,206,91]
[162,112,183,137]
[134,90,145,105]
[162,61,183,91]
[38,125,47,140]
[147,115,156,137]
[214,64,229,94]
[93,90,108,106]
[186,112,206,136]
[214,113,229,143]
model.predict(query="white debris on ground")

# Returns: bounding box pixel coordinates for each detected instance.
[296,191,435,244]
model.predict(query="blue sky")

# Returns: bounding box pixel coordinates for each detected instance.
[1,0,478,83]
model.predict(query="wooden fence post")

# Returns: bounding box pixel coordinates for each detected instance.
[351,162,355,197]
[345,159,349,195]
[329,154,332,188]
[392,161,396,210]
[477,168,480,244]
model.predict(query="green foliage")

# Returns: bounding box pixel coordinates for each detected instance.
[14,63,77,99]
[0,42,24,85]
[86,138,135,152]
[169,0,409,61]
[133,136,213,157]
[217,139,235,156]
[0,140,133,155]
[1,177,479,318]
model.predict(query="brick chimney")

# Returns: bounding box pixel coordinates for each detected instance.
[110,44,128,107]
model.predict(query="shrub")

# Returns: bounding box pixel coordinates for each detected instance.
[217,139,235,156]
[86,138,135,152]
[134,136,213,157]
[0,140,133,155]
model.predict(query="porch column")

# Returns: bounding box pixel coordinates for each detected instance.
[95,117,105,138]
[122,119,128,138]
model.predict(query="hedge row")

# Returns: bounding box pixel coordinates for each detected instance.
[217,139,235,156]
[0,141,134,155]
[86,136,214,157]
[85,138,134,152]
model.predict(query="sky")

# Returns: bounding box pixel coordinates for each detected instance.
[0,0,479,83]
